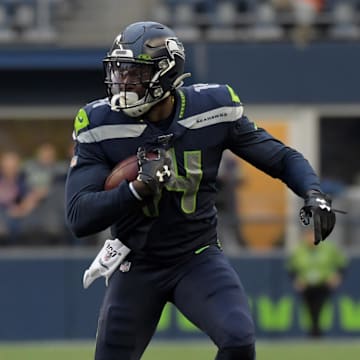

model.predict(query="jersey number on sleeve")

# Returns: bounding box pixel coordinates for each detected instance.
[193,83,220,92]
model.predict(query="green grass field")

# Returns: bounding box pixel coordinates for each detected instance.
[1,340,360,360]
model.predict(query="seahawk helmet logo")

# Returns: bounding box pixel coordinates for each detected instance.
[114,34,123,48]
[165,37,185,60]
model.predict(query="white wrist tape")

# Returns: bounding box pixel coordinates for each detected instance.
[83,238,131,289]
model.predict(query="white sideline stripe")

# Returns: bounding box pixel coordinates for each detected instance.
[77,124,147,143]
[178,105,243,129]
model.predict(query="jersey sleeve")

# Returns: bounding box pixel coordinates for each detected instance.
[226,115,321,198]
[65,108,143,238]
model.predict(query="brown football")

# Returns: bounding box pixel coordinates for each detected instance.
[104,152,160,190]
[104,155,138,190]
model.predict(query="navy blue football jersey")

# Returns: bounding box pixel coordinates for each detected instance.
[66,84,321,260]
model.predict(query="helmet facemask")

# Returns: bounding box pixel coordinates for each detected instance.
[104,59,159,117]
[103,32,190,118]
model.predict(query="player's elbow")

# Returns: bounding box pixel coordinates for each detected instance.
[66,217,85,238]
[66,206,93,238]
[68,221,92,238]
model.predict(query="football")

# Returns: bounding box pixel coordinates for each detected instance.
[104,155,138,190]
[104,152,160,190]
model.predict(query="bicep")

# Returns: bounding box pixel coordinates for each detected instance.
[226,117,287,175]
[226,117,320,197]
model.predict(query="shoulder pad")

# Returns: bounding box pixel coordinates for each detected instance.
[72,98,148,143]
[73,108,90,138]
[187,83,242,106]
[73,98,111,138]
[177,84,244,129]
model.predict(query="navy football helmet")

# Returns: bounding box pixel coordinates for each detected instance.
[103,21,190,117]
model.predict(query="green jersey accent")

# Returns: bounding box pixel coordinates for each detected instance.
[166,148,203,214]
[74,108,90,136]
[226,84,241,103]
[142,148,203,216]
[142,195,161,217]
[194,245,210,254]
[178,89,186,119]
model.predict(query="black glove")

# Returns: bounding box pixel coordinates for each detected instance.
[136,147,171,196]
[299,190,336,245]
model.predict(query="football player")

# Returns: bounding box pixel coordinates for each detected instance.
[65,21,336,360]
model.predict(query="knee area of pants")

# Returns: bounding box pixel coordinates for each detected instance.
[218,310,255,347]
[216,344,255,360]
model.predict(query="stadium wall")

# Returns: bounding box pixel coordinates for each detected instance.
[1,253,359,341]
[0,42,359,105]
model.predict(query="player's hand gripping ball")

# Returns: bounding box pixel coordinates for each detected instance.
[136,147,172,195]
[104,149,171,191]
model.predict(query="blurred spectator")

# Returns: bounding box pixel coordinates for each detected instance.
[287,228,348,337]
[20,142,69,245]
[0,146,70,246]
[216,150,245,253]
[328,2,360,41]
[0,151,36,244]
[12,3,35,35]
[249,2,285,41]
[23,142,67,196]
[291,0,324,45]
[271,0,293,12]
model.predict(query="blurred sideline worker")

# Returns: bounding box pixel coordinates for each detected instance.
[287,228,348,337]
[65,21,336,360]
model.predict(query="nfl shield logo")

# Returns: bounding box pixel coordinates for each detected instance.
[119,261,131,273]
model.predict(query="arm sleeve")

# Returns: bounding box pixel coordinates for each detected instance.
[65,142,143,237]
[227,116,321,198]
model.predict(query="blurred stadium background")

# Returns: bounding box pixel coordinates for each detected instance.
[1,0,360,358]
